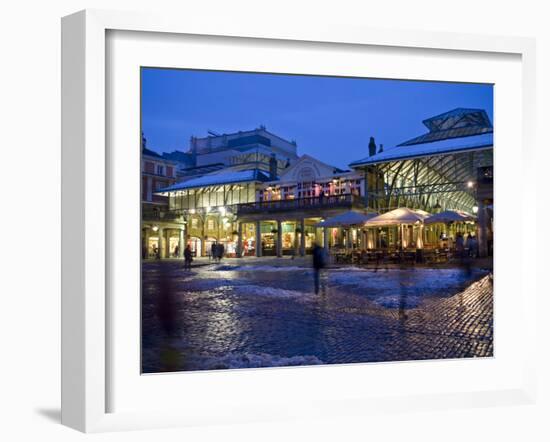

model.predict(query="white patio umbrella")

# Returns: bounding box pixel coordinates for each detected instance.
[316,211,379,253]
[364,207,428,227]
[414,209,432,217]
[424,210,476,225]
[365,207,429,249]
[316,210,379,228]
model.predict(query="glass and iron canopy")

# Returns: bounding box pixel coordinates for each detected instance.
[349,108,494,214]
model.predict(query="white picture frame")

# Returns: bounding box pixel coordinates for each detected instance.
[61,9,538,433]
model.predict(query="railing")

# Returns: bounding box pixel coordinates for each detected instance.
[235,194,364,214]
[142,194,365,220]
[142,210,184,222]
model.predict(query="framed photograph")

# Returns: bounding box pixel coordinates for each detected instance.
[61,9,537,432]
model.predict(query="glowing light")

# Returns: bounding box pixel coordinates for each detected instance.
[472,206,479,214]
[189,209,196,214]
[467,181,474,188]
[205,206,211,213]
[219,206,226,216]
[152,225,159,232]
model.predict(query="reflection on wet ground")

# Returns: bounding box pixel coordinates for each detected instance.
[142,261,493,373]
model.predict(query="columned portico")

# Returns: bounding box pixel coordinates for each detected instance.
[158,227,165,259]
[293,221,300,256]
[237,222,243,258]
[143,228,150,259]
[178,228,185,258]
[299,218,305,256]
[255,220,262,257]
[276,220,283,257]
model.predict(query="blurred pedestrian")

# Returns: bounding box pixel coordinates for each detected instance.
[466,233,474,258]
[210,242,217,262]
[218,243,225,262]
[456,232,465,258]
[312,241,325,294]
[183,244,193,270]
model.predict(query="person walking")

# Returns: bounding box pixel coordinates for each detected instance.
[466,233,474,257]
[218,243,225,262]
[312,241,325,294]
[210,241,217,262]
[455,232,465,258]
[468,234,478,258]
[183,244,193,270]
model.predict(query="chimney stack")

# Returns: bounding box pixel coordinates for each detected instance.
[368,136,377,157]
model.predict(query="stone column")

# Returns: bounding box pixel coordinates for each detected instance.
[293,221,299,256]
[158,227,165,259]
[276,219,283,257]
[178,228,185,258]
[323,227,329,254]
[299,219,306,256]
[143,227,150,259]
[477,201,488,257]
[255,220,262,257]
[417,224,424,249]
[237,222,243,258]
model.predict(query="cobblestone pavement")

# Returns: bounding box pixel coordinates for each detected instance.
[142,260,493,373]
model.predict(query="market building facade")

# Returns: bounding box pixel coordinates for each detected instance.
[142,108,494,259]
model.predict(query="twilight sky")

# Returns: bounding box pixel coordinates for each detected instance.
[141,68,493,169]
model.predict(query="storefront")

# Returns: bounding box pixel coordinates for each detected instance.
[189,236,202,257]
[281,221,297,254]
[241,222,257,256]
[260,221,277,256]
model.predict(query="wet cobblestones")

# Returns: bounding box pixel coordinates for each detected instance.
[141,261,493,372]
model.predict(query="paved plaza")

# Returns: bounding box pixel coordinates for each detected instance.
[142,258,493,373]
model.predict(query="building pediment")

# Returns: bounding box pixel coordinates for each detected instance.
[278,155,338,183]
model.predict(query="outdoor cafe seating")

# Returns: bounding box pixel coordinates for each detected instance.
[323,207,476,267]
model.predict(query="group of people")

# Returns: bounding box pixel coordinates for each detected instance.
[210,242,225,262]
[455,232,478,258]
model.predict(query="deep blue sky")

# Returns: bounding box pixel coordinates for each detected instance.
[141,68,493,169]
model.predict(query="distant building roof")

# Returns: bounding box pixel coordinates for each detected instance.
[190,127,298,157]
[162,150,195,165]
[142,147,162,159]
[156,169,270,193]
[177,163,229,178]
